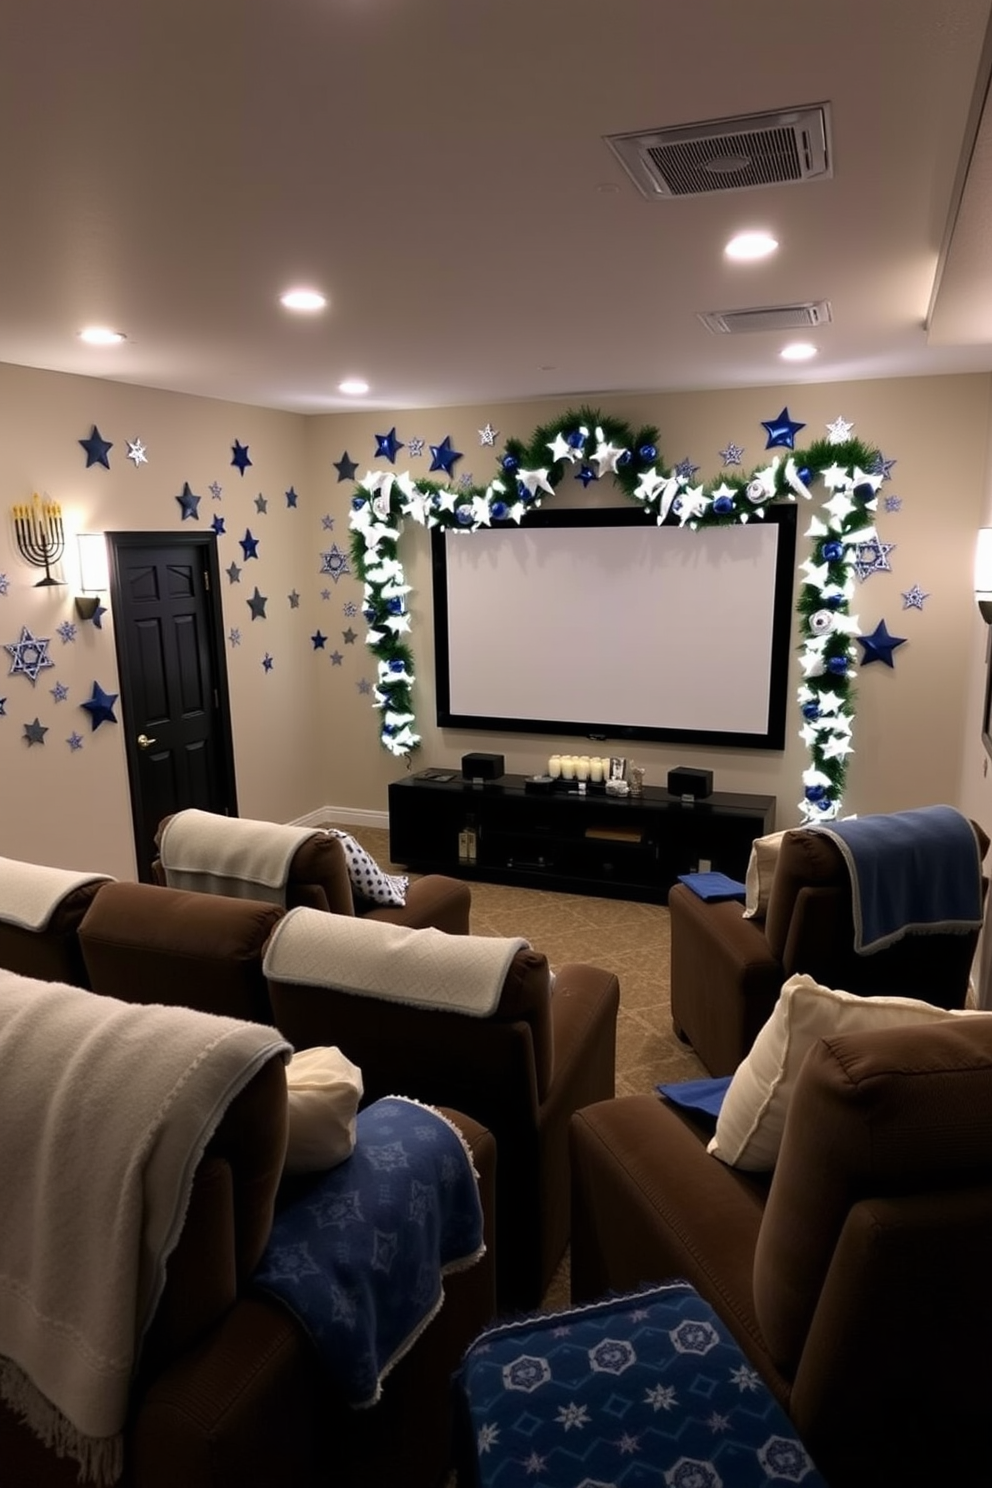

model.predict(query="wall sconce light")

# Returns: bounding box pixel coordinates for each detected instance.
[75,533,109,620]
[976,529,992,623]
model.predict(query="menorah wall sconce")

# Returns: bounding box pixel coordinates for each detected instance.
[12,494,65,588]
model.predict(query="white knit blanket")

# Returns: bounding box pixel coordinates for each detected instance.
[0,856,114,930]
[158,809,322,905]
[0,969,290,1484]
[263,907,530,1017]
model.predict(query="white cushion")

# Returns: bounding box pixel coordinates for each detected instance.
[742,830,787,920]
[284,1045,363,1175]
[707,974,967,1171]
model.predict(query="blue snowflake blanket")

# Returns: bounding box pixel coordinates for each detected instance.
[251,1096,484,1406]
[457,1282,826,1487]
[812,804,983,953]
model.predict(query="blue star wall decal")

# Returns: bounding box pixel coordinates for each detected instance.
[247,587,268,620]
[357,678,373,695]
[0,697,6,715]
[375,427,404,463]
[255,493,268,514]
[231,440,252,475]
[429,435,462,477]
[760,407,806,450]
[334,452,358,482]
[24,717,48,745]
[91,605,107,630]
[857,619,907,667]
[227,562,242,583]
[211,515,226,536]
[330,650,344,666]
[0,573,9,594]
[311,631,327,650]
[79,425,113,469]
[80,680,119,730]
[262,653,274,672]
[288,590,300,608]
[902,584,929,610]
[853,538,895,582]
[240,529,260,560]
[5,626,54,684]
[320,544,351,582]
[285,486,299,508]
[67,731,84,752]
[321,514,335,530]
[343,627,357,644]
[50,681,69,702]
[177,482,201,520]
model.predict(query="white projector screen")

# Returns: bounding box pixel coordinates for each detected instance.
[431,506,797,749]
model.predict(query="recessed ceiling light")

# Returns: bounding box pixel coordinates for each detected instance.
[339,378,369,396]
[780,341,818,361]
[79,326,126,345]
[280,288,327,312]
[724,231,778,262]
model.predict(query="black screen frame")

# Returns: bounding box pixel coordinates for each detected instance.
[431,502,798,750]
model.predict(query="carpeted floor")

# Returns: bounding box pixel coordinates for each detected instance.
[345,825,708,1313]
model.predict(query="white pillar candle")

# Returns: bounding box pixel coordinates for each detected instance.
[561,755,576,779]
[576,755,591,781]
[589,757,604,782]
[548,754,562,778]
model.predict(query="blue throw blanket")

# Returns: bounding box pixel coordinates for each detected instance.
[251,1096,484,1407]
[812,805,983,954]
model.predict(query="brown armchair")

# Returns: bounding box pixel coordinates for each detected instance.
[570,1014,992,1488]
[153,812,471,933]
[0,975,496,1488]
[0,856,113,987]
[263,908,620,1313]
[669,813,990,1075]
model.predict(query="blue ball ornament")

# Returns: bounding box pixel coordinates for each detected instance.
[617,450,632,467]
[388,659,405,674]
[502,454,518,473]
[491,500,508,521]
[822,540,844,561]
[798,467,812,485]
[853,482,875,502]
[352,495,366,510]
[387,597,404,614]
[805,784,827,802]
[567,429,585,450]
[825,594,844,609]
[827,655,848,676]
[456,507,473,525]
[712,495,734,515]
[801,702,820,720]
[363,606,376,622]
[639,444,658,462]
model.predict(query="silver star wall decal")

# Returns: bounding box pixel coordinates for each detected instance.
[902,584,929,610]
[478,423,499,446]
[5,627,54,684]
[126,438,148,466]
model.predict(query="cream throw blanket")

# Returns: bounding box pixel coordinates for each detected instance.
[0,969,291,1484]
[264,907,530,1016]
[0,856,114,930]
[158,808,322,905]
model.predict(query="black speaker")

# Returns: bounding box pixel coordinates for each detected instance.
[667,766,713,799]
[461,752,505,782]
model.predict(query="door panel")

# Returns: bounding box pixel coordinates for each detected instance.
[108,534,237,881]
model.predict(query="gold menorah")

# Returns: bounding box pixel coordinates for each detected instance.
[12,493,65,587]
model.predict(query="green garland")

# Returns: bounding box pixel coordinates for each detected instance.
[348,409,882,821]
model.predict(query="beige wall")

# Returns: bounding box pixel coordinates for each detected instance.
[1,362,990,880]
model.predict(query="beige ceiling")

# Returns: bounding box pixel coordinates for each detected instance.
[2,0,991,415]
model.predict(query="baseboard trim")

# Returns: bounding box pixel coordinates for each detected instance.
[290,805,389,831]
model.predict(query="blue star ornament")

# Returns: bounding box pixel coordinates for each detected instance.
[429,435,462,477]
[285,486,299,508]
[231,440,252,475]
[247,587,268,620]
[334,452,359,482]
[80,680,119,730]
[176,482,201,520]
[211,514,226,536]
[79,425,113,469]
[761,407,806,450]
[240,529,260,560]
[857,620,906,668]
[24,717,48,745]
[375,428,404,463]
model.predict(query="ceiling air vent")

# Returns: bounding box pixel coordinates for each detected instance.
[605,105,831,199]
[698,301,833,335]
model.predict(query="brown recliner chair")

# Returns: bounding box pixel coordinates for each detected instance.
[0,857,113,987]
[264,908,620,1313]
[153,813,471,933]
[569,1014,992,1488]
[669,815,990,1075]
[0,974,497,1488]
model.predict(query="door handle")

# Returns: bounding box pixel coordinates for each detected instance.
[137,733,157,749]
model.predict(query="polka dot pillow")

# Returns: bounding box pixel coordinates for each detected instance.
[325,829,409,908]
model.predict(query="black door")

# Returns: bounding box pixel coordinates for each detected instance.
[107,533,238,881]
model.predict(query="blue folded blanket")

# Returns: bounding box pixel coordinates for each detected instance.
[677,871,747,903]
[251,1096,484,1406]
[657,1075,732,1117]
[812,805,983,954]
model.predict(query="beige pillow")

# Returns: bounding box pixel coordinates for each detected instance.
[707,974,966,1171]
[742,830,787,919]
[284,1045,364,1175]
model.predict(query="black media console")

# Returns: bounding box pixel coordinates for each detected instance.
[388,772,775,904]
